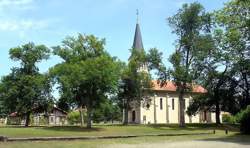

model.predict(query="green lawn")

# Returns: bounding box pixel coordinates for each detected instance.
[0,131,249,148]
[0,124,249,148]
[0,124,238,138]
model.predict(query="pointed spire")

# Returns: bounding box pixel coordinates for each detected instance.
[132,9,144,52]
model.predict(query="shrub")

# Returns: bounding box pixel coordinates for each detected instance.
[236,106,250,134]
[222,114,235,124]
[67,110,87,125]
[67,111,82,125]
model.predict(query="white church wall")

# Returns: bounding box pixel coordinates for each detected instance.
[128,91,217,124]
[211,112,216,123]
[167,94,179,123]
[191,114,200,123]
[155,93,167,124]
[140,98,155,124]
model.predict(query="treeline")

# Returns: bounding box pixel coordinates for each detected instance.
[0,0,249,133]
[167,0,249,133]
[0,34,165,128]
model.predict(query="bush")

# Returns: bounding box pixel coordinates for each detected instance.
[236,106,250,134]
[222,114,235,124]
[67,111,86,125]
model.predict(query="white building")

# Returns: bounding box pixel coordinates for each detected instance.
[127,80,218,124]
[127,15,218,124]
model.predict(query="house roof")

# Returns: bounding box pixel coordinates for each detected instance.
[53,106,68,115]
[151,80,207,93]
[9,112,17,117]
[9,106,67,117]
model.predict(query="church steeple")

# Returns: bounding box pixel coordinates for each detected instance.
[130,10,148,73]
[132,10,144,52]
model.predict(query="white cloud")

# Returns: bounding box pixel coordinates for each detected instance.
[0,19,49,31]
[0,0,33,7]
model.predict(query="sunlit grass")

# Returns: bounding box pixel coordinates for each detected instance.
[0,124,238,138]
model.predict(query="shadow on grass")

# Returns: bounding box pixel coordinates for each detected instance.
[0,123,240,134]
[0,125,104,132]
[146,123,239,132]
[40,126,104,132]
[198,133,250,145]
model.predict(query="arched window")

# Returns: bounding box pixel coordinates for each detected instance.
[160,98,163,110]
[132,110,136,122]
[172,98,175,110]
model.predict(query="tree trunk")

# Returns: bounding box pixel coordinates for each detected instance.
[179,90,185,127]
[215,100,221,124]
[79,106,84,126]
[86,106,92,128]
[242,72,250,106]
[123,103,129,125]
[25,111,31,127]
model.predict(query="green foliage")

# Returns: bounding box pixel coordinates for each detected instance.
[222,114,236,124]
[50,34,122,128]
[235,106,250,134]
[67,111,85,125]
[187,0,250,124]
[92,99,122,123]
[38,116,49,125]
[186,94,207,116]
[168,2,213,88]
[7,117,22,125]
[168,2,213,126]
[0,43,53,126]
[214,0,250,108]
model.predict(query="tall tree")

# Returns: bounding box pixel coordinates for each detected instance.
[215,0,250,109]
[118,47,165,125]
[168,2,213,127]
[50,34,121,128]
[0,43,52,126]
[187,0,250,124]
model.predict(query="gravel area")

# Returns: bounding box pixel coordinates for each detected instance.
[103,140,250,148]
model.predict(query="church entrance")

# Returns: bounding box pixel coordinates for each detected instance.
[132,110,136,122]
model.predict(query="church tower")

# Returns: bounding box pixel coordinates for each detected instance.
[131,10,148,73]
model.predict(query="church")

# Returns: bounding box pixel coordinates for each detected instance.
[126,16,219,124]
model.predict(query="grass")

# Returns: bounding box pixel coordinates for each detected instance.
[0,131,249,148]
[0,123,235,138]
[0,124,249,148]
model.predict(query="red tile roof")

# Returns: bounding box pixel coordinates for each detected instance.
[151,80,207,93]
[9,112,17,117]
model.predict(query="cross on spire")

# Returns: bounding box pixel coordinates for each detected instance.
[132,9,144,51]
[136,9,139,24]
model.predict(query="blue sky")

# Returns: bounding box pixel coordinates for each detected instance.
[0,0,229,94]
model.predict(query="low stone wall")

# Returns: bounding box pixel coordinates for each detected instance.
[0,132,213,142]
[0,136,7,142]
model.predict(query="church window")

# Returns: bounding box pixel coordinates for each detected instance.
[160,98,163,110]
[172,98,175,110]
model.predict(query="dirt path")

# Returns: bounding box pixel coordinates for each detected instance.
[102,140,250,148]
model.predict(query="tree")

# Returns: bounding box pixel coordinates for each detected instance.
[187,69,239,124]
[0,43,52,126]
[92,98,122,123]
[118,47,165,125]
[168,2,213,127]
[50,34,121,128]
[187,0,250,124]
[215,0,250,109]
[118,48,150,125]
